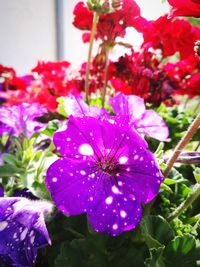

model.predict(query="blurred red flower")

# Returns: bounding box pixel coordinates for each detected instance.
[168,0,200,17]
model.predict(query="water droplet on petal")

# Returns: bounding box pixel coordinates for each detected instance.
[120,210,127,218]
[119,156,128,164]
[79,144,94,156]
[105,196,113,205]
[112,224,118,230]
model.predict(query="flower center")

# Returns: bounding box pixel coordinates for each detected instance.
[96,157,120,175]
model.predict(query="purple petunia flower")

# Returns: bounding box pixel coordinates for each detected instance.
[109,93,169,141]
[0,103,46,138]
[0,197,52,267]
[0,186,4,197]
[46,116,164,236]
[59,94,108,118]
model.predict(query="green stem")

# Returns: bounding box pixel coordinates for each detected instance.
[85,12,99,104]
[194,100,200,113]
[164,113,200,177]
[195,141,200,151]
[102,47,110,107]
[167,184,200,221]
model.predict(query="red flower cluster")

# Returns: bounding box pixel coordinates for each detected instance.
[0,64,29,92]
[0,61,81,111]
[141,15,200,59]
[108,49,175,105]
[168,0,200,18]
[73,0,141,43]
[164,56,200,96]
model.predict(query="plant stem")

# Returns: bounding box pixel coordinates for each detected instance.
[194,101,200,113]
[85,12,99,104]
[102,46,110,107]
[167,184,200,221]
[164,113,200,177]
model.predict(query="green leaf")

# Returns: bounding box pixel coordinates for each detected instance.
[145,247,166,267]
[0,164,23,176]
[41,120,60,137]
[154,142,164,159]
[164,178,178,185]
[3,154,18,166]
[57,97,69,117]
[141,216,175,249]
[160,183,173,193]
[31,181,51,200]
[54,238,107,267]
[164,234,200,267]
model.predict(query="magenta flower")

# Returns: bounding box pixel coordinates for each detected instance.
[0,103,46,138]
[46,116,163,236]
[109,93,169,141]
[60,94,108,118]
[0,197,52,267]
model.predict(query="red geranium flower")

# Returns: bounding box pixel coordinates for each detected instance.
[0,64,31,92]
[73,0,141,42]
[141,15,200,59]
[164,56,200,97]
[108,49,175,105]
[168,0,200,18]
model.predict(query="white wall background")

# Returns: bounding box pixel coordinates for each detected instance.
[0,0,57,75]
[63,0,89,68]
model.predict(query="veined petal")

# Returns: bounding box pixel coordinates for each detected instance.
[135,110,169,141]
[87,179,142,235]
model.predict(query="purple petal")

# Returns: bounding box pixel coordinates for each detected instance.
[109,93,169,141]
[63,95,89,117]
[87,179,142,235]
[54,116,147,159]
[0,186,4,197]
[100,117,148,153]
[0,198,51,266]
[135,110,169,141]
[46,158,96,215]
[109,93,145,120]
[117,150,163,204]
[53,116,104,159]
[62,94,108,118]
[0,103,46,138]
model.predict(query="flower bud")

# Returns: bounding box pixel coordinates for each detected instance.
[86,0,122,13]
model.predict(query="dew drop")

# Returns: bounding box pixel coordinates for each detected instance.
[112,224,118,230]
[120,210,127,218]
[112,185,119,194]
[79,144,94,156]
[105,196,113,205]
[52,177,57,183]
[119,156,128,164]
